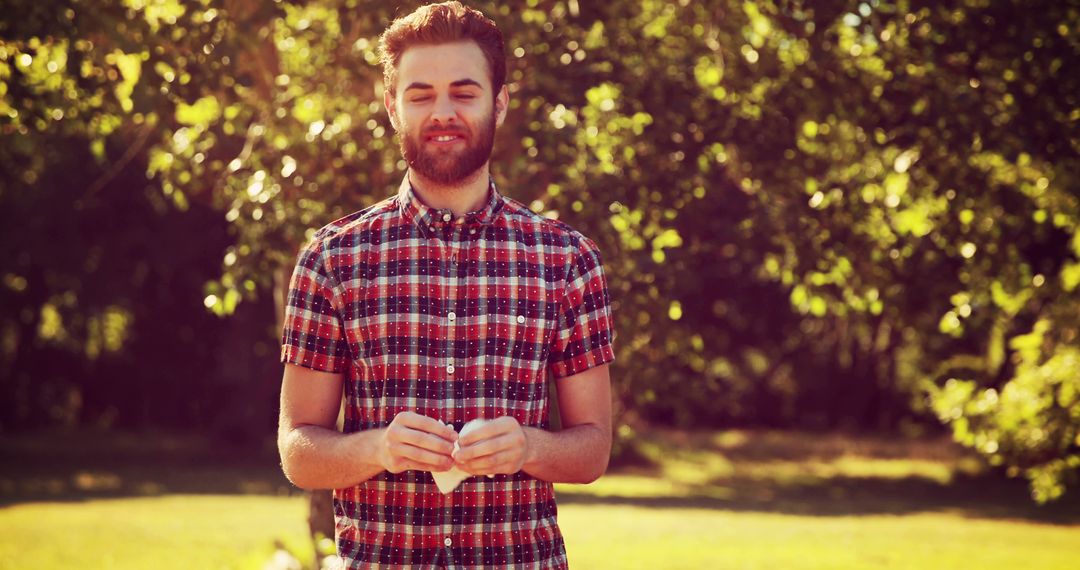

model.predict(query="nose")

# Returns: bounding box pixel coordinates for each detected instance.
[430,94,456,125]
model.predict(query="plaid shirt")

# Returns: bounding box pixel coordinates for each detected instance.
[280,176,615,569]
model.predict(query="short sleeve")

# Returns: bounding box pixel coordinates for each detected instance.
[280,238,350,373]
[547,236,616,379]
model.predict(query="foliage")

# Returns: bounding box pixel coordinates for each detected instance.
[737,0,1080,503]
[0,0,280,432]
[932,323,1080,502]
[2,0,1078,501]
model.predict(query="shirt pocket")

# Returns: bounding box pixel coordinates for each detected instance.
[506,300,557,377]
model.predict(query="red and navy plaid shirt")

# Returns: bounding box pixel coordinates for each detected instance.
[280,175,615,569]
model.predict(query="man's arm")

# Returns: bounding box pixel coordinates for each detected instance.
[277,363,459,490]
[453,363,612,484]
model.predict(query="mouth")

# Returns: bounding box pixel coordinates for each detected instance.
[425,131,467,144]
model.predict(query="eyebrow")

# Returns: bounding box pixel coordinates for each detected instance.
[403,79,484,92]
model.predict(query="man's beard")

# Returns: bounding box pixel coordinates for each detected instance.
[400,110,496,186]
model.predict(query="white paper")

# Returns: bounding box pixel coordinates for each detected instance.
[430,418,488,494]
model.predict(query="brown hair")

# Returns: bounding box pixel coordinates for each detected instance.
[378,2,506,96]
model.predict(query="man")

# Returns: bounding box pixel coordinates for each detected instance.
[277,2,615,568]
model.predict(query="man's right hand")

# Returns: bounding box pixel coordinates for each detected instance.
[377,411,459,474]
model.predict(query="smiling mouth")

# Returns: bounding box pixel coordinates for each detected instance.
[425,130,467,143]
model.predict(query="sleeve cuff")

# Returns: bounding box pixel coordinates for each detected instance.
[280,344,347,374]
[549,344,615,379]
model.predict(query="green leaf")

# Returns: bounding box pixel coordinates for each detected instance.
[1062,262,1080,292]
[90,139,106,163]
[990,280,1032,316]
[694,56,723,89]
[175,95,221,126]
[112,50,142,113]
[652,228,683,250]
[893,207,933,237]
[1008,319,1050,368]
[292,94,324,124]
[668,300,683,321]
[883,171,910,198]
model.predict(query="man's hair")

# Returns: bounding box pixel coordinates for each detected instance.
[378,2,506,97]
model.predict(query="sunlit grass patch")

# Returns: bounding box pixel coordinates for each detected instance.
[553,430,1080,569]
[0,495,309,569]
[558,505,1080,570]
[608,428,987,489]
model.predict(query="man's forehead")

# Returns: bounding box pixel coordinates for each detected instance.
[396,41,491,90]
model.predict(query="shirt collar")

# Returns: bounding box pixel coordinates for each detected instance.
[397,173,504,236]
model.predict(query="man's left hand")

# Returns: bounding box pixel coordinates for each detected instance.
[452,416,530,476]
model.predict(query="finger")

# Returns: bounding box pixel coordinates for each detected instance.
[453,434,511,463]
[389,459,450,474]
[396,443,454,471]
[394,412,459,442]
[396,428,456,455]
[459,451,515,475]
[387,458,449,473]
[458,420,513,446]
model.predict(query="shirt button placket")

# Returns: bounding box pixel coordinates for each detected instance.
[447,310,455,377]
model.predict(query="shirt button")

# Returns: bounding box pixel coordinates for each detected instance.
[447,364,455,374]
[517,315,526,324]
[444,537,452,547]
[448,311,457,322]
[469,228,477,235]
[442,213,452,222]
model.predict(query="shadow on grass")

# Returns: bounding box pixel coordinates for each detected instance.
[4,430,1079,527]
[567,428,1080,525]
[0,430,297,506]
[556,472,1080,525]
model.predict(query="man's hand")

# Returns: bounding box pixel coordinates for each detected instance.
[452,416,530,476]
[378,411,459,474]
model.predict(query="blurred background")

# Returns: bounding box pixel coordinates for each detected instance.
[1,0,1079,568]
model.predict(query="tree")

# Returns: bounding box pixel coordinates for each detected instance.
[731,0,1080,501]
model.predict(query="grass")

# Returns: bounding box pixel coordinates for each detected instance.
[0,495,308,569]
[1,429,1078,569]
[556,429,1080,569]
[559,506,1080,569]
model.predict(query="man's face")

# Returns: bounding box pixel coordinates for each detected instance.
[385,41,507,186]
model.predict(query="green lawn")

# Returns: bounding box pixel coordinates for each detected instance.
[1,430,1078,569]
[0,495,307,569]
[559,503,1080,569]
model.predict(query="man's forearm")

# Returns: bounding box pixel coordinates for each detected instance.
[521,423,611,484]
[278,425,386,490]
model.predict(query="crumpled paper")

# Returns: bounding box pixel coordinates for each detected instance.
[430,418,492,494]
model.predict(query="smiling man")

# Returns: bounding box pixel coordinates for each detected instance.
[276,2,615,568]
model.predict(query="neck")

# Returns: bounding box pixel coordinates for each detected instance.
[408,165,491,218]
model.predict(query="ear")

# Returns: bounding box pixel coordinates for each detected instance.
[384,88,400,131]
[494,85,509,128]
